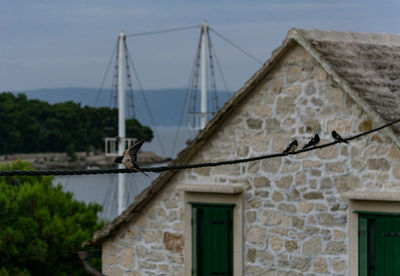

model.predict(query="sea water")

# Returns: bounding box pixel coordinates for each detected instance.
[54,126,193,221]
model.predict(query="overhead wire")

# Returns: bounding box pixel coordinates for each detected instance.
[2,117,400,177]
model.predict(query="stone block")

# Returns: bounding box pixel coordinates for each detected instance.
[315,146,338,159]
[359,119,372,132]
[276,175,293,189]
[258,251,275,266]
[193,167,211,176]
[368,158,390,171]
[261,158,282,173]
[278,203,297,213]
[326,162,345,173]
[266,118,281,132]
[247,161,260,174]
[292,217,305,230]
[364,145,388,157]
[260,209,282,226]
[272,79,283,93]
[393,164,400,179]
[247,248,256,262]
[335,175,360,193]
[246,226,267,247]
[254,176,271,187]
[325,241,346,254]
[246,265,275,276]
[247,118,263,129]
[332,259,346,272]
[255,104,273,117]
[299,201,313,213]
[277,96,296,115]
[305,82,316,96]
[333,229,346,239]
[287,65,301,83]
[313,257,328,273]
[277,254,290,269]
[285,240,298,252]
[303,192,323,200]
[389,146,400,160]
[120,248,135,268]
[147,251,164,262]
[288,189,300,201]
[302,237,322,256]
[285,84,302,96]
[272,191,284,202]
[163,232,184,253]
[246,211,257,223]
[248,198,262,209]
[102,254,118,266]
[295,172,306,185]
[103,266,123,276]
[290,256,311,272]
[270,235,283,251]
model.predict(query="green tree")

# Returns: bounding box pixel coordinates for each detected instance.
[0,92,154,154]
[0,161,103,275]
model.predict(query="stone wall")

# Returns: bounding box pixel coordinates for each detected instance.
[101,43,400,275]
[101,180,186,276]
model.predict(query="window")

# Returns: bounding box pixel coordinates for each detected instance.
[191,203,234,276]
[178,184,243,275]
[357,212,400,275]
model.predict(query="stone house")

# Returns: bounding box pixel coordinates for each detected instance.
[85,28,400,275]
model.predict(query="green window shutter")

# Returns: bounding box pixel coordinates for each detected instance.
[359,216,368,276]
[374,217,400,275]
[192,204,233,276]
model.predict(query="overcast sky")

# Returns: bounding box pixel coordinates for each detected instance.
[1,0,400,92]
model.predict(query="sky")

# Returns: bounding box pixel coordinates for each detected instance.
[1,0,400,93]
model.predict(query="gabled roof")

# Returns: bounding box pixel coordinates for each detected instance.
[84,28,400,246]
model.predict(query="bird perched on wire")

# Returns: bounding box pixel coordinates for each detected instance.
[332,130,349,144]
[282,140,298,154]
[302,134,320,149]
[115,140,151,177]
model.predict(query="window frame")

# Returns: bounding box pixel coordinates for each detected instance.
[348,199,400,275]
[179,184,244,276]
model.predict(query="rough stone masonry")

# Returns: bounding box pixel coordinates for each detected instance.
[100,36,400,275]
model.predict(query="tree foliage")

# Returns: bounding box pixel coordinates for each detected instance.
[0,161,103,275]
[0,93,153,154]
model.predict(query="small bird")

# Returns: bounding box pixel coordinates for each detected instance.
[302,134,320,149]
[282,140,298,154]
[332,130,349,144]
[115,140,151,177]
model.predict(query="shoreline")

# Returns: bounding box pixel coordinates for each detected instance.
[0,151,171,170]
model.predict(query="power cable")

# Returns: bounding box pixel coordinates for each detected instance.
[2,117,400,177]
[209,27,264,65]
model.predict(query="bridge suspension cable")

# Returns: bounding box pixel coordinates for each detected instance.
[125,25,201,37]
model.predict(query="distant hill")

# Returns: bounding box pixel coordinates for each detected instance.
[9,87,234,126]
